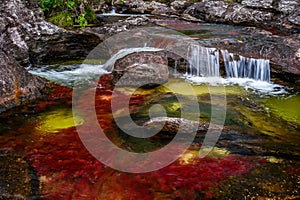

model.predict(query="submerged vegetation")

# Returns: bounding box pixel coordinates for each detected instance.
[39,0,99,28]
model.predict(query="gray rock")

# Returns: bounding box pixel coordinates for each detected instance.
[242,0,274,10]
[288,9,300,25]
[171,0,192,14]
[278,0,299,14]
[112,51,169,87]
[0,0,102,112]
[183,0,299,32]
[225,4,273,24]
[0,50,46,113]
[115,0,176,15]
[143,117,212,135]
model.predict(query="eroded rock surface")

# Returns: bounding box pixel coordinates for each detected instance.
[0,50,46,112]
[0,0,101,112]
[111,51,169,87]
[0,151,40,199]
[144,117,210,135]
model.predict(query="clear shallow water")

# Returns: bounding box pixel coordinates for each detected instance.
[1,62,299,199]
[2,21,300,199]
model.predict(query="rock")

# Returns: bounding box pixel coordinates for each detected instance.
[0,151,40,199]
[184,1,228,23]
[111,51,169,87]
[143,117,211,135]
[241,0,274,10]
[0,50,47,113]
[278,0,299,14]
[183,0,299,32]
[190,22,298,81]
[288,9,300,26]
[89,15,153,36]
[226,4,273,24]
[296,49,300,61]
[0,0,102,112]
[115,0,176,16]
[170,1,193,14]
[28,31,101,65]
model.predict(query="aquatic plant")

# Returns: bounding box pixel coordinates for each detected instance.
[24,76,262,199]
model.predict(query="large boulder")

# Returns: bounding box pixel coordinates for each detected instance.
[183,0,299,33]
[0,0,102,112]
[110,50,169,87]
[144,117,210,135]
[114,0,177,15]
[0,50,47,112]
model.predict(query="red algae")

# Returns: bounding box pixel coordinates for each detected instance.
[23,75,264,199]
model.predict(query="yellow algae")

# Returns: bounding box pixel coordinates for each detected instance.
[264,95,300,125]
[264,156,283,164]
[237,106,285,136]
[36,108,84,135]
[199,147,230,158]
[179,147,230,164]
[115,78,245,97]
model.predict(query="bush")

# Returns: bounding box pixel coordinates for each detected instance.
[40,0,98,29]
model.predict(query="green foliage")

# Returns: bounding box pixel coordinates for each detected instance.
[49,11,74,27]
[39,0,98,29]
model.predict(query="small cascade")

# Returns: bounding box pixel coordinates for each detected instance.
[221,50,270,82]
[187,44,220,77]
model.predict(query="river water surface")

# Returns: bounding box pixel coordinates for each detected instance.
[0,22,299,199]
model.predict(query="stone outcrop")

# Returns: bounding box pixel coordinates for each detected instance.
[114,0,177,16]
[0,0,102,112]
[183,0,299,33]
[113,0,299,33]
[144,117,210,135]
[110,50,169,87]
[0,50,47,112]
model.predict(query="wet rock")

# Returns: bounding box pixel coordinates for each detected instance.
[0,151,40,199]
[111,51,169,87]
[183,0,299,32]
[0,50,47,113]
[184,1,228,23]
[88,15,153,36]
[278,0,299,14]
[0,0,102,65]
[0,0,102,112]
[170,0,193,14]
[241,0,274,10]
[144,117,212,135]
[191,24,300,82]
[115,0,176,16]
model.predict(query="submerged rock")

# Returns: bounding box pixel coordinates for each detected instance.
[0,151,40,199]
[143,117,210,135]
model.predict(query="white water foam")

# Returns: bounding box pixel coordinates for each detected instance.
[185,76,287,96]
[28,64,109,87]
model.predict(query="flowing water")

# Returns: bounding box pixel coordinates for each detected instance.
[0,22,299,199]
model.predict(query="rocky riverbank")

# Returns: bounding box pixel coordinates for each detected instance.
[0,0,299,112]
[0,0,101,112]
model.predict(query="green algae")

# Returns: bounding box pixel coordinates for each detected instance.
[264,94,300,125]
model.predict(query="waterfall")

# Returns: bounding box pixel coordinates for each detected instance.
[221,50,270,82]
[187,44,220,77]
